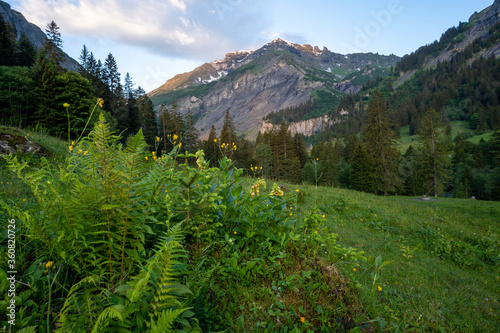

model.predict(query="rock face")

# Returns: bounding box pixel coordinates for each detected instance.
[149,38,399,140]
[0,1,80,71]
[260,115,335,137]
[0,132,46,155]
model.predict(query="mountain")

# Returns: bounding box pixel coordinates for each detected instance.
[0,1,79,71]
[149,38,399,139]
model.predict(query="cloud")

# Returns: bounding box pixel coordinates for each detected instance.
[16,0,270,60]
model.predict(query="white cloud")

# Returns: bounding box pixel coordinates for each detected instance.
[15,0,270,60]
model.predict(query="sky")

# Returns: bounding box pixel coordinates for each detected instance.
[7,0,495,92]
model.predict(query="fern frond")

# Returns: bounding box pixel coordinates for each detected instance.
[149,308,189,333]
[91,304,126,333]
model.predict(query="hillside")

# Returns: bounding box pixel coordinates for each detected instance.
[149,38,399,139]
[0,0,79,71]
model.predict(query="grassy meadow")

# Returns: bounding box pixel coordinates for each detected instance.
[289,184,500,332]
[1,124,499,332]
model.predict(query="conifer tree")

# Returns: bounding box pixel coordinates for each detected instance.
[44,20,65,68]
[417,108,450,197]
[204,125,221,167]
[17,34,36,67]
[363,90,400,195]
[137,88,158,147]
[349,143,375,193]
[220,110,237,147]
[0,15,16,66]
[183,109,200,153]
[32,49,58,131]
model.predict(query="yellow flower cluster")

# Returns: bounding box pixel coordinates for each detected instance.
[220,142,237,150]
[97,98,104,108]
[69,141,75,152]
[63,103,70,108]
[270,183,284,197]
[250,165,263,172]
[250,178,266,197]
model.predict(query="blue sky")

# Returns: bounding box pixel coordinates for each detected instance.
[7,0,495,92]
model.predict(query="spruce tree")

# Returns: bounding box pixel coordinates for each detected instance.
[32,49,58,132]
[220,110,237,146]
[417,108,450,197]
[363,90,400,195]
[17,34,36,67]
[0,15,16,66]
[349,143,375,193]
[204,125,221,167]
[44,20,65,68]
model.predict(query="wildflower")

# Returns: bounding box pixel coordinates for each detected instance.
[78,149,82,154]
[156,136,160,142]
[295,189,299,192]
[63,103,70,108]
[214,138,217,143]
[260,166,262,170]
[378,286,382,291]
[234,231,237,234]
[322,215,325,218]
[178,142,182,148]
[83,151,88,156]
[173,134,179,141]
[314,231,318,233]
[97,98,104,107]
[69,145,73,152]
[46,261,54,269]
[353,268,356,272]
[270,183,284,196]
[290,213,293,216]
[300,317,305,323]
[22,199,26,202]
[145,156,148,160]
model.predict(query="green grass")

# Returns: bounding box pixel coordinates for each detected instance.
[289,184,500,332]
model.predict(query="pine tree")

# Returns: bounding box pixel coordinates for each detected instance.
[204,125,221,167]
[220,110,237,147]
[417,109,450,197]
[17,34,36,67]
[183,109,200,153]
[32,49,58,132]
[103,53,120,94]
[0,15,16,66]
[43,21,65,68]
[137,89,158,147]
[363,90,400,195]
[349,143,375,193]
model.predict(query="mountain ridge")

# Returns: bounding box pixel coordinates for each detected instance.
[149,38,399,140]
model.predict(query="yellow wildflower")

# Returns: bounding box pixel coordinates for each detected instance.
[300,317,305,323]
[353,268,356,272]
[156,136,160,142]
[214,138,217,143]
[178,142,182,148]
[145,156,148,160]
[173,134,179,141]
[63,103,70,108]
[69,145,73,152]
[295,189,299,192]
[45,261,54,269]
[97,98,104,107]
[83,151,88,156]
[234,231,237,234]
[378,286,382,291]
[322,215,325,218]
[78,149,82,154]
